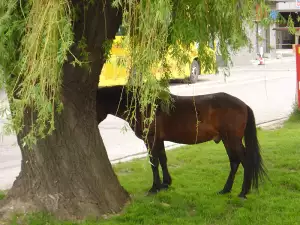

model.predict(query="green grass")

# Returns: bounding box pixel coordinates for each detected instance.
[5,119,300,225]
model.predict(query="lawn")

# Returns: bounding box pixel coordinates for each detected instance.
[5,116,300,225]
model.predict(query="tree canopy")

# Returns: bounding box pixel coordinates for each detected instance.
[0,0,275,145]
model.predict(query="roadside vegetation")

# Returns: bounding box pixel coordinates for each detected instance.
[287,102,300,122]
[2,109,300,225]
[0,191,5,200]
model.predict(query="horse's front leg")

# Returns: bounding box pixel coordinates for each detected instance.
[146,137,162,194]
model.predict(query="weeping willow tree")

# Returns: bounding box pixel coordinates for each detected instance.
[0,0,275,221]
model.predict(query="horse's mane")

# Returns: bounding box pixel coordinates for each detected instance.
[97,85,167,112]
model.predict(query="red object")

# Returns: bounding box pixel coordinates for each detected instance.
[296,44,300,110]
[258,56,264,65]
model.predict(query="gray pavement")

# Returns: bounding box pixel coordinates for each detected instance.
[0,56,297,190]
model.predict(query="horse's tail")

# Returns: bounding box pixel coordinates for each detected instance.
[244,105,268,191]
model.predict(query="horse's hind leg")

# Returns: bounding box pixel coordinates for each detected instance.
[158,141,172,189]
[236,143,252,199]
[146,137,162,194]
[219,139,241,194]
[222,138,251,198]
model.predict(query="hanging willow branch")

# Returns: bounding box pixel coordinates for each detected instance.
[0,0,74,147]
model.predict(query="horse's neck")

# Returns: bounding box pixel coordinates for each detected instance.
[108,98,142,127]
[109,104,127,120]
[104,94,131,121]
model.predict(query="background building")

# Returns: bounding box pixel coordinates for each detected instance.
[224,0,299,67]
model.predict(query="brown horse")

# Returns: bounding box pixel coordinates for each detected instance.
[96,85,267,199]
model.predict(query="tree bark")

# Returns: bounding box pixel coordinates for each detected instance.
[0,0,129,221]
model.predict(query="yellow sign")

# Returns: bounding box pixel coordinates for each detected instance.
[298,47,300,55]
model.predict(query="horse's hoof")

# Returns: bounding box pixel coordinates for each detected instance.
[160,183,169,190]
[163,177,172,186]
[238,193,247,200]
[218,189,230,195]
[147,187,160,195]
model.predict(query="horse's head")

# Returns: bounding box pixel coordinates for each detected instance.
[96,85,127,124]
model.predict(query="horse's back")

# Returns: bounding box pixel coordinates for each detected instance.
[199,92,248,137]
[169,92,247,112]
[158,92,248,142]
[208,92,247,108]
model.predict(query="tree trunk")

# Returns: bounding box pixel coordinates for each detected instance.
[0,0,129,221]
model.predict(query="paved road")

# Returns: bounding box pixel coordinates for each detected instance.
[0,57,296,190]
